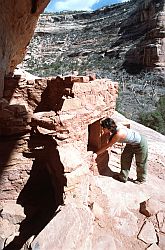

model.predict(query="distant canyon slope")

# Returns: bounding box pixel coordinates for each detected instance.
[22,0,165,122]
[23,0,165,78]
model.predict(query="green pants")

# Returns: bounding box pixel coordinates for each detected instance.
[120,136,148,181]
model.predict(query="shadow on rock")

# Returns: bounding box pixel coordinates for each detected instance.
[4,133,67,250]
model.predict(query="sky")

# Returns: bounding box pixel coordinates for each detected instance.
[45,0,129,12]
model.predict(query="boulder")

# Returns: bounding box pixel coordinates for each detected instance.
[138,221,158,244]
[1,201,25,224]
[140,198,163,217]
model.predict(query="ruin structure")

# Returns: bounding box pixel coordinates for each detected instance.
[0,0,165,249]
[0,71,118,248]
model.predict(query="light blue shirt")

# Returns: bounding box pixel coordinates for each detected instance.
[117,126,141,145]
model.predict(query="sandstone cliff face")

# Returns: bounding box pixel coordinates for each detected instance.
[0,0,50,97]
[123,0,165,71]
[23,0,165,78]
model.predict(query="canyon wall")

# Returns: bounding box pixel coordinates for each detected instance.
[123,0,165,72]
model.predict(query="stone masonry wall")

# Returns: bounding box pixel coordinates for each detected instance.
[0,72,118,204]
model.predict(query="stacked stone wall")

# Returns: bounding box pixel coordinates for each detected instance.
[0,74,118,205]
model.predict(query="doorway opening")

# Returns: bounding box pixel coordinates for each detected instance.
[87,120,110,175]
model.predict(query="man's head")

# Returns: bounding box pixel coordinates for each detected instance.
[100,118,117,134]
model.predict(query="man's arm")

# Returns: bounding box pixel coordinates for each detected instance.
[96,133,120,156]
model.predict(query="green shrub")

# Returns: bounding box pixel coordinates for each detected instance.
[156,95,165,120]
[138,95,165,135]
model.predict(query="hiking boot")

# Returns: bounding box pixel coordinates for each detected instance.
[134,179,146,184]
[113,173,127,183]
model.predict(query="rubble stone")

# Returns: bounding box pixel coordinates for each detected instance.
[158,232,165,250]
[140,198,162,217]
[31,203,94,250]
[138,221,158,244]
[1,201,25,224]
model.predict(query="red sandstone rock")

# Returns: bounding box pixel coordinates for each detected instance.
[147,243,161,250]
[0,0,50,97]
[140,198,163,217]
[65,75,90,83]
[1,201,25,224]
[124,0,165,71]
[138,221,158,244]
[158,232,165,250]
[31,204,94,250]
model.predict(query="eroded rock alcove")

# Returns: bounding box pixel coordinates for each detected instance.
[0,0,50,97]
